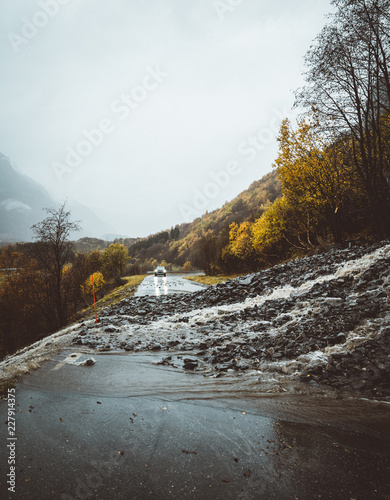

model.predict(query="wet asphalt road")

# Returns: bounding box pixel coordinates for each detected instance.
[134,275,205,297]
[1,351,390,500]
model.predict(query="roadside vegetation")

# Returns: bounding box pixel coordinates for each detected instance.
[0,204,143,359]
[184,275,243,286]
[72,274,145,322]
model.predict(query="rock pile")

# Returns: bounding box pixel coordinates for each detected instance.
[72,240,390,397]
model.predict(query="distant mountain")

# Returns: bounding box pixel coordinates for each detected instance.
[101,234,131,241]
[0,153,115,242]
[74,236,140,253]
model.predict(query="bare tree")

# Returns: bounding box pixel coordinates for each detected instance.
[296,0,390,236]
[31,202,81,329]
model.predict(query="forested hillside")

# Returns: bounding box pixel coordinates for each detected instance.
[123,171,282,274]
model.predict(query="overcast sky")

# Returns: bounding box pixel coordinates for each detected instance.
[0,0,333,237]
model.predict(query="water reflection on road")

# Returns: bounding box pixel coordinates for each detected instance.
[154,276,168,296]
[134,274,205,297]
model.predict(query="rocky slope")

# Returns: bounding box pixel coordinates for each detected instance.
[70,240,390,398]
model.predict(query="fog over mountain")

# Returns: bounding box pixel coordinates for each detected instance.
[0,153,117,242]
[0,1,334,237]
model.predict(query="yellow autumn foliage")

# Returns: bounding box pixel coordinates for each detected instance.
[227,222,254,260]
[81,272,105,297]
[274,115,355,243]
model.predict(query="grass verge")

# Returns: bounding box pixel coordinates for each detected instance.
[184,274,243,286]
[71,275,145,322]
